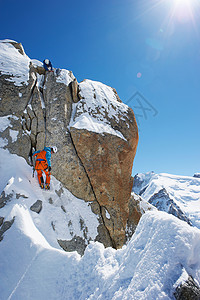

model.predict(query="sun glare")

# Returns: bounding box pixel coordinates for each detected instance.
[170,0,198,22]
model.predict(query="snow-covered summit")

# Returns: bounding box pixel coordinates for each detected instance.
[133,172,200,228]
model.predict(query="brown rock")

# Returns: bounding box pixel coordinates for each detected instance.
[70,128,138,248]
[69,79,139,248]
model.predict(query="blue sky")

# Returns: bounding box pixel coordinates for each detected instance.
[1,0,200,176]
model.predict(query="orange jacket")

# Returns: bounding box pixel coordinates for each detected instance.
[33,150,49,171]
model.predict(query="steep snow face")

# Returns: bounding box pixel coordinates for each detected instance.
[133,172,200,229]
[70,79,129,140]
[0,40,30,86]
[0,148,98,250]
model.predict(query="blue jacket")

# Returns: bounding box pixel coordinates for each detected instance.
[33,147,52,167]
[43,60,53,71]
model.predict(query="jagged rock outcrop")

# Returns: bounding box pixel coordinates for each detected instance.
[149,188,192,225]
[174,271,200,300]
[0,40,139,251]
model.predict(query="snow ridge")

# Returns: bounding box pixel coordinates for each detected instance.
[133,172,200,229]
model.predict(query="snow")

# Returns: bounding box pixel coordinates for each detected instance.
[1,198,200,299]
[0,40,30,86]
[0,148,99,249]
[70,79,129,140]
[31,59,43,68]
[71,113,126,140]
[133,172,200,229]
[0,115,19,145]
[9,129,18,142]
[132,192,156,213]
[106,209,111,219]
[0,115,12,131]
[56,69,75,85]
[0,148,200,300]
[0,141,200,300]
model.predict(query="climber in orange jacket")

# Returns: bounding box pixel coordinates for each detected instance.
[33,146,57,190]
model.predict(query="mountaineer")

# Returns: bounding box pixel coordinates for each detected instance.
[43,59,53,72]
[33,146,57,190]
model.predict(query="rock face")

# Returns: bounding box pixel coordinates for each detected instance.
[70,80,138,248]
[174,275,200,300]
[148,188,192,225]
[0,40,139,250]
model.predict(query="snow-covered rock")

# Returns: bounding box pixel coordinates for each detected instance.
[194,173,200,178]
[174,271,200,300]
[0,39,139,249]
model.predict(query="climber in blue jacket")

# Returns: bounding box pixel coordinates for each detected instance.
[43,59,53,72]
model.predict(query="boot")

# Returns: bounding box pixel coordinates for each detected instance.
[45,183,50,190]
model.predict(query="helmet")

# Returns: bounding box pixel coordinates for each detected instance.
[51,146,57,153]
[45,59,49,65]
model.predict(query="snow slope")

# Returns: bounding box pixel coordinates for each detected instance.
[0,40,30,86]
[1,205,200,299]
[0,148,99,250]
[133,172,200,229]
[0,149,200,299]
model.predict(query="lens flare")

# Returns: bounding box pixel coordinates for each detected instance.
[169,0,199,24]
